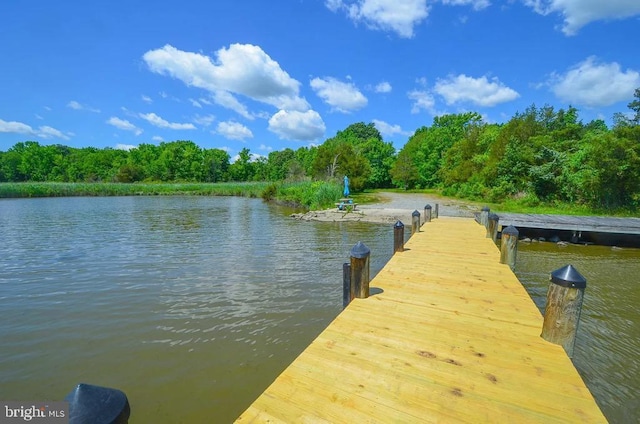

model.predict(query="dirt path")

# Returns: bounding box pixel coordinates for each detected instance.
[291,192,480,224]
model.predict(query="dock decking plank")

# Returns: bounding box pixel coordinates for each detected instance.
[235,217,607,423]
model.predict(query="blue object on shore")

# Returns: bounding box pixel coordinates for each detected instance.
[343,175,350,197]
[65,383,130,424]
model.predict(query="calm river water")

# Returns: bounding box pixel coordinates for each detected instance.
[0,196,638,423]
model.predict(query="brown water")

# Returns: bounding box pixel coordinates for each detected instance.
[514,242,640,424]
[0,196,399,423]
[0,197,638,423]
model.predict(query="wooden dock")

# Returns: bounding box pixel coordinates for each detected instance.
[236,217,607,423]
[497,213,640,235]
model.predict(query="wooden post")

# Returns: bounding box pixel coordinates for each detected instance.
[343,262,351,308]
[541,265,587,358]
[434,203,439,219]
[487,213,499,242]
[411,210,420,235]
[500,225,519,270]
[393,220,404,253]
[480,206,490,228]
[350,241,371,299]
[423,204,432,223]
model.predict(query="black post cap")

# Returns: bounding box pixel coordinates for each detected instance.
[425,204,432,210]
[550,265,587,289]
[482,206,490,212]
[394,220,404,229]
[489,213,499,221]
[412,210,420,217]
[350,241,371,259]
[502,225,519,236]
[65,383,130,424]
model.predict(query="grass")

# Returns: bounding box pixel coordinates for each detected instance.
[0,182,269,198]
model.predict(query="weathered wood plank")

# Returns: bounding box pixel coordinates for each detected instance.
[498,213,640,235]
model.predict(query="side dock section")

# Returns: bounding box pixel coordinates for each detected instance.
[236,216,607,423]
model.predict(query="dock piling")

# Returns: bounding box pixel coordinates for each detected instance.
[350,242,371,299]
[541,265,586,357]
[411,210,420,235]
[434,203,439,218]
[480,206,490,228]
[500,226,519,270]
[488,213,499,242]
[424,204,432,223]
[343,262,352,308]
[393,221,405,253]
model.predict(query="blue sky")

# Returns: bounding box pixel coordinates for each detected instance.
[1,1,639,159]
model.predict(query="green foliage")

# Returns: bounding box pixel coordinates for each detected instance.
[0,182,269,198]
[271,180,342,210]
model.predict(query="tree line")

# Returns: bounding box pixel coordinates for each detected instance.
[1,89,639,210]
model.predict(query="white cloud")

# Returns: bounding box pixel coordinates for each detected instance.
[259,144,273,152]
[0,118,70,140]
[67,100,100,113]
[107,117,143,136]
[193,114,216,127]
[268,110,326,141]
[139,112,196,130]
[212,90,254,120]
[152,136,164,142]
[372,119,410,137]
[310,77,368,113]
[143,43,309,116]
[434,74,519,106]
[189,98,202,108]
[408,89,436,114]
[115,144,137,151]
[141,95,153,104]
[441,0,490,10]
[524,0,640,35]
[216,121,254,141]
[550,56,640,107]
[374,81,392,93]
[326,0,430,38]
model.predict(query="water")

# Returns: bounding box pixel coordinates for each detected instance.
[515,242,640,424]
[0,196,396,423]
[1,197,638,423]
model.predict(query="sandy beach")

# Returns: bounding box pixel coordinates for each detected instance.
[290,192,480,224]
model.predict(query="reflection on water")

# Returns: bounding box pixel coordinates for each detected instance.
[0,196,396,423]
[515,242,640,424]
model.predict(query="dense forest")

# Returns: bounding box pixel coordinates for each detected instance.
[2,89,639,211]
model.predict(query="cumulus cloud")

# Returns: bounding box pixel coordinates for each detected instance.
[67,100,100,113]
[189,98,202,108]
[0,118,70,140]
[212,90,254,120]
[216,121,254,141]
[141,95,153,104]
[372,119,409,137]
[268,110,326,141]
[374,81,392,93]
[549,56,640,107]
[139,112,196,130]
[107,117,143,136]
[434,74,519,106]
[326,0,430,38]
[524,0,640,35]
[310,77,368,113]
[408,89,436,114]
[143,43,310,115]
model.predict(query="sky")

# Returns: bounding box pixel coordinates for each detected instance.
[1,0,639,159]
